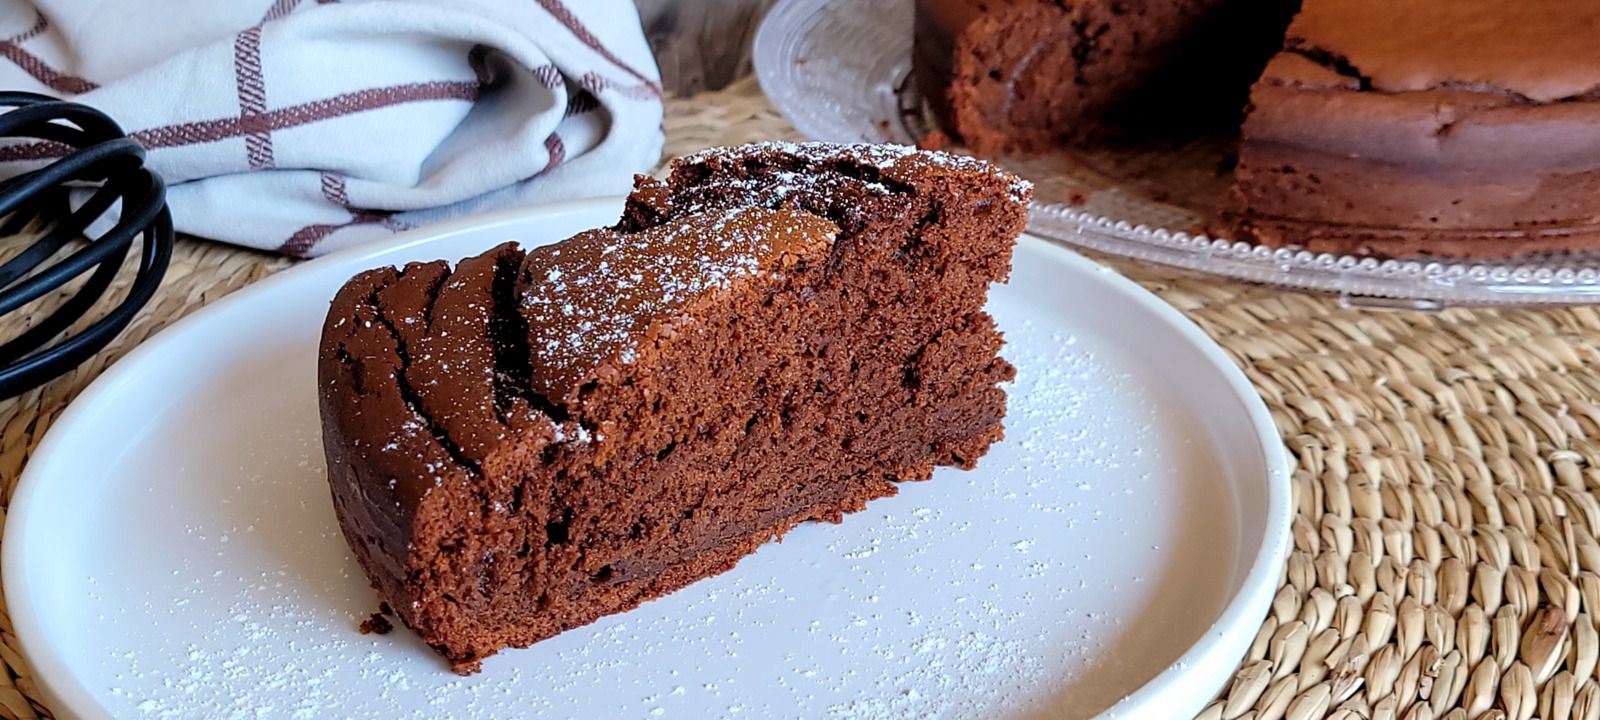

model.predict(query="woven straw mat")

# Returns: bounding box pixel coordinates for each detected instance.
[5,77,1600,720]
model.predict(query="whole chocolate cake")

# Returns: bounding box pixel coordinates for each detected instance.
[319,142,1029,672]
[915,0,1600,258]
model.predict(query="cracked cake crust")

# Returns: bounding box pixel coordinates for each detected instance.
[320,142,1030,673]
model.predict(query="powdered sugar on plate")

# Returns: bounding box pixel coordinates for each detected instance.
[21,223,1269,720]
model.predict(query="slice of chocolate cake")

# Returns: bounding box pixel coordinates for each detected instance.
[319,142,1030,673]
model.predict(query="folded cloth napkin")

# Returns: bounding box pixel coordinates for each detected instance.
[0,0,664,256]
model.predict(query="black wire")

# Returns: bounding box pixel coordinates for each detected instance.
[0,94,173,399]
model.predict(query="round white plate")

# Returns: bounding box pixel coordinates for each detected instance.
[6,199,1289,719]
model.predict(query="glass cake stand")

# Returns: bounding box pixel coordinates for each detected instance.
[753,0,1600,307]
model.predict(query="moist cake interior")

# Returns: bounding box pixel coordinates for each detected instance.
[320,143,1030,672]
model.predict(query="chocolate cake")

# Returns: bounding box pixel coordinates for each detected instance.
[915,0,1600,258]
[1225,0,1600,257]
[319,142,1029,672]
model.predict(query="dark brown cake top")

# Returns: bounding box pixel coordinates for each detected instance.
[679,141,1032,204]
[518,206,837,401]
[1285,0,1600,102]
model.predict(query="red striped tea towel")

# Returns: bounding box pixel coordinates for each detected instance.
[0,0,665,256]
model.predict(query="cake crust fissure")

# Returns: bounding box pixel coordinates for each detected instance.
[320,142,1030,672]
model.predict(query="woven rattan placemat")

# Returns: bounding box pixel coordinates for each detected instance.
[4,78,1599,720]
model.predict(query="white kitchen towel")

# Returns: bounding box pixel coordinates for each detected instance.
[0,0,664,256]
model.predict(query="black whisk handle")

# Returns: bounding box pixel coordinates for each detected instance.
[0,94,173,400]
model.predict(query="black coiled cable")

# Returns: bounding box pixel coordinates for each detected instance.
[0,92,173,400]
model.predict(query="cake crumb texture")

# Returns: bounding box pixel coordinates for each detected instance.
[319,142,1030,671]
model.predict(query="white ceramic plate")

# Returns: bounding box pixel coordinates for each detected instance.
[6,199,1289,719]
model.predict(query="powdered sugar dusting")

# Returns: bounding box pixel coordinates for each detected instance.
[680,142,1032,202]
[519,206,835,398]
